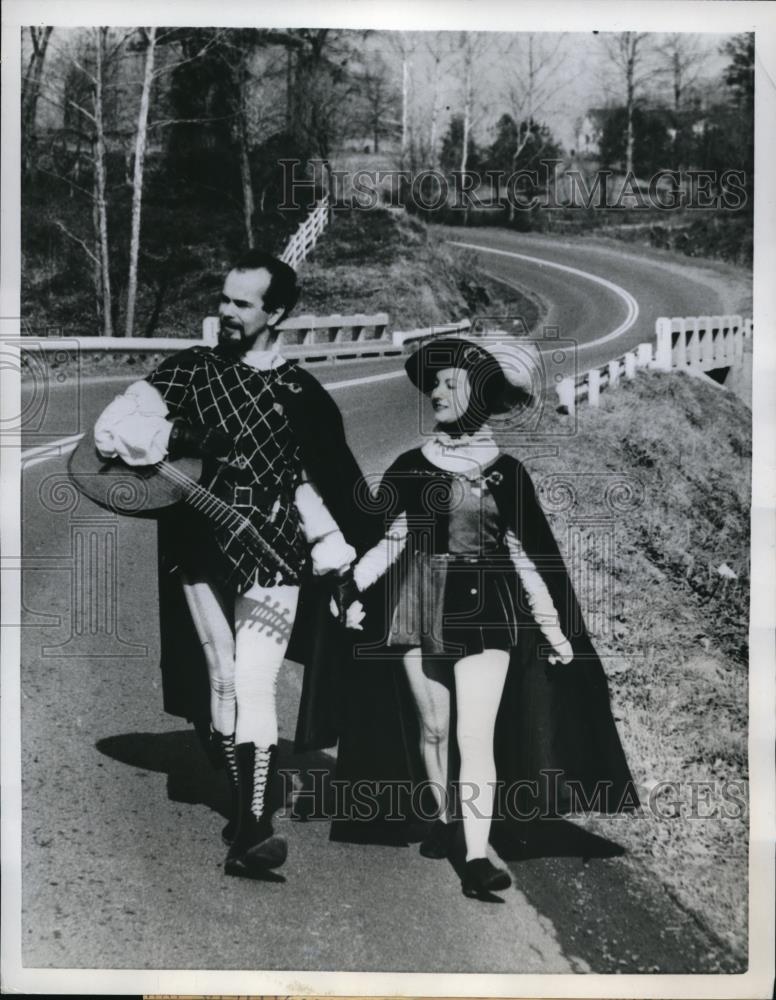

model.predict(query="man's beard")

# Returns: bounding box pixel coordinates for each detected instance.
[218,321,257,353]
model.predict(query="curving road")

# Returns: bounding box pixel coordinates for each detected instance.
[14,236,743,978]
[439,225,731,378]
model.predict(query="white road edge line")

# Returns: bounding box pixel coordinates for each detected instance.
[449,241,640,349]
[20,368,407,467]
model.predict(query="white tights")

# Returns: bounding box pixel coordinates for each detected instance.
[403,647,510,862]
[181,576,299,747]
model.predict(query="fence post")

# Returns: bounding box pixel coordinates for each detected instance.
[624,352,637,379]
[608,359,620,387]
[687,317,702,368]
[588,368,601,407]
[556,377,576,416]
[636,343,652,368]
[672,317,687,368]
[654,318,672,371]
[202,316,219,345]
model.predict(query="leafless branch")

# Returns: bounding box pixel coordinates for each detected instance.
[147,113,238,130]
[67,99,96,125]
[54,220,99,263]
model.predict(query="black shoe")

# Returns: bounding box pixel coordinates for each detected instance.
[461,858,512,898]
[225,814,287,878]
[419,819,453,859]
[224,743,287,879]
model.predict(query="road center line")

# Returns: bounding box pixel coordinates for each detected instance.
[21,368,406,467]
[449,241,640,349]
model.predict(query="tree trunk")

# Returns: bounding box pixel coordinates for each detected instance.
[125,27,157,338]
[428,48,441,167]
[460,37,472,224]
[625,34,636,176]
[94,28,113,337]
[237,90,256,249]
[21,27,54,176]
[401,51,409,170]
[673,50,682,110]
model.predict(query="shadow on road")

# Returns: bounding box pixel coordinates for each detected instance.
[95,730,336,824]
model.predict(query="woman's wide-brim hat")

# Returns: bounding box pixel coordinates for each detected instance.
[404,334,537,415]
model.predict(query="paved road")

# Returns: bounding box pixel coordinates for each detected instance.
[17,239,741,974]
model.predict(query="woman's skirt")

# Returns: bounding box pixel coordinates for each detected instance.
[386,551,520,659]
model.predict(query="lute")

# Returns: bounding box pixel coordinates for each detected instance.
[67,429,296,578]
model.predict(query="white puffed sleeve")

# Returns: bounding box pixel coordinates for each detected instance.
[506,529,574,664]
[352,513,409,592]
[94,380,173,467]
[295,479,356,576]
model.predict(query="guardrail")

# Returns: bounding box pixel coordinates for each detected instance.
[556,314,752,415]
[20,313,471,366]
[202,312,389,347]
[280,196,330,270]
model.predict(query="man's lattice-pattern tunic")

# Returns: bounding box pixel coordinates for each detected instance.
[146,346,308,591]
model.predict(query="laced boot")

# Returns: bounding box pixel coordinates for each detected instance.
[224,743,287,879]
[210,729,239,846]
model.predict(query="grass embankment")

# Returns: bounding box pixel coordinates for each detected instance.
[299,209,541,330]
[22,204,537,341]
[505,370,750,961]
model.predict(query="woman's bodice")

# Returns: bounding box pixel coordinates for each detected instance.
[447,479,504,555]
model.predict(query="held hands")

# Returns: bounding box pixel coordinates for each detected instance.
[543,624,574,665]
[547,636,574,666]
[328,569,365,631]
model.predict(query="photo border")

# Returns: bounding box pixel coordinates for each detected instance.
[2,1,774,996]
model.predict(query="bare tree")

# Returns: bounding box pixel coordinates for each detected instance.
[504,33,569,167]
[454,32,494,177]
[124,27,157,338]
[21,26,54,174]
[93,29,114,336]
[358,52,400,154]
[287,29,363,211]
[423,32,453,168]
[386,32,418,170]
[600,31,652,175]
[654,33,705,111]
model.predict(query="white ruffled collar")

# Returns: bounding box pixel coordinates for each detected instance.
[421,427,500,476]
[240,349,287,371]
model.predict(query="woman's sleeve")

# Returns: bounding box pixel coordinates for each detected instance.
[352,459,409,591]
[353,513,409,591]
[505,528,573,660]
[94,380,173,466]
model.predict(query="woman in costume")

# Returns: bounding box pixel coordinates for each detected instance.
[341,336,637,899]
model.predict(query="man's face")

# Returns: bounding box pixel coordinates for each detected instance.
[218,267,281,347]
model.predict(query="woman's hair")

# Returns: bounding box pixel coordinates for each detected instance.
[405,337,512,434]
[231,249,300,322]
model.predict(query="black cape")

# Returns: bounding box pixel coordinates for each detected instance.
[330,448,639,837]
[156,363,418,789]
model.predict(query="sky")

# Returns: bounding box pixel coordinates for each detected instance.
[363,30,736,151]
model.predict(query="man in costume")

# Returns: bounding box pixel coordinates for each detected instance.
[93,249,378,879]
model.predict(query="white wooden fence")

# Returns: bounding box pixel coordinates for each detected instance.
[27,313,471,366]
[280,196,330,269]
[556,314,753,415]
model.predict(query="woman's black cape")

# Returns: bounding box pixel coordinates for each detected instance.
[330,449,640,842]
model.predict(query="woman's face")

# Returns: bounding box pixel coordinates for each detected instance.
[430,367,472,424]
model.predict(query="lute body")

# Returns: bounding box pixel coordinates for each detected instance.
[67,429,296,577]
